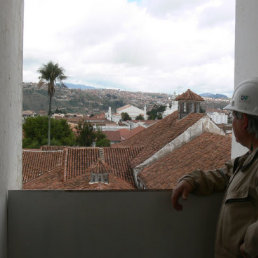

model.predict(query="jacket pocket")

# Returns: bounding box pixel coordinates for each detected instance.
[225,187,250,204]
[220,187,255,256]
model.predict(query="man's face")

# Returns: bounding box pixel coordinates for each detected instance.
[232,111,247,146]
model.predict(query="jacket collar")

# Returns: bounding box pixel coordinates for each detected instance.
[241,148,258,172]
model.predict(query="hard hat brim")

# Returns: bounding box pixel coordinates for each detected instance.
[223,104,234,111]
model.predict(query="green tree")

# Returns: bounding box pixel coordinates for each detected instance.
[76,123,110,147]
[135,114,144,120]
[147,105,166,120]
[38,61,67,146]
[96,138,110,147]
[121,112,132,121]
[76,122,95,146]
[95,128,110,147]
[23,116,75,148]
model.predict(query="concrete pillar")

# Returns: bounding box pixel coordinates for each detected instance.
[0,0,23,257]
[233,0,258,158]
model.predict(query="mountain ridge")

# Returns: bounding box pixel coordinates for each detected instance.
[200,93,229,99]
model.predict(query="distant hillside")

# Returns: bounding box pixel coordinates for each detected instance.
[23,82,172,115]
[64,83,95,90]
[200,93,229,99]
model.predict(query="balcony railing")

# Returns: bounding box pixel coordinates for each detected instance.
[8,190,223,258]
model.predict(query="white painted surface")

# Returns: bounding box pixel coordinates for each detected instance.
[117,105,146,120]
[163,101,178,118]
[207,112,228,124]
[0,0,23,257]
[233,0,258,158]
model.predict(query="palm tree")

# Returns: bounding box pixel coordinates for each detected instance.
[38,61,67,146]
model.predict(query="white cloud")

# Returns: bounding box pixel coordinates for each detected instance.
[198,0,235,28]
[23,0,235,96]
[141,0,205,17]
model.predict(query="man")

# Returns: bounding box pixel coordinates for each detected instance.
[171,78,258,258]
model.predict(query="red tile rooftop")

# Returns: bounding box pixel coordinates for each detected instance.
[117,111,205,168]
[64,147,143,183]
[23,166,134,190]
[88,113,106,120]
[175,89,204,101]
[119,126,145,141]
[23,146,143,190]
[139,132,231,189]
[103,131,121,142]
[88,159,113,174]
[116,104,132,112]
[23,150,64,183]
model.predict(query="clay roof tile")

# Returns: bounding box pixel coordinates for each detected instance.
[117,111,205,167]
[139,132,231,189]
[175,89,204,101]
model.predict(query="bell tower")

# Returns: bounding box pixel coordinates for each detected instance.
[175,89,204,119]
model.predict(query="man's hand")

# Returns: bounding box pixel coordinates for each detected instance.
[171,180,194,211]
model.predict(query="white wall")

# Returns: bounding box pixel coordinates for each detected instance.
[0,1,23,257]
[8,191,223,258]
[117,106,145,120]
[233,0,258,158]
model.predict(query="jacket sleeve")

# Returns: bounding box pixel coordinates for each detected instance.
[179,160,234,195]
[244,221,258,257]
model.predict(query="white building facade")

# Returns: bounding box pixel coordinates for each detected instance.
[207,112,228,124]
[162,101,178,118]
[106,105,147,122]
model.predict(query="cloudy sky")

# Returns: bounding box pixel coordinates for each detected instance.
[23,0,235,96]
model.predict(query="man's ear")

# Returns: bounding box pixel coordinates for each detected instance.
[242,114,249,129]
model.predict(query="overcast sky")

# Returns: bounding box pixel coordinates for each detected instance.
[23,0,235,96]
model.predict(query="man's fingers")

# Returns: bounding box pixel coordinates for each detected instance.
[171,188,183,210]
[171,181,194,211]
[182,188,189,200]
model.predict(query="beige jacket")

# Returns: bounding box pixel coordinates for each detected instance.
[181,149,258,258]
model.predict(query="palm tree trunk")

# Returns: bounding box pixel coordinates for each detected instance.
[48,95,52,146]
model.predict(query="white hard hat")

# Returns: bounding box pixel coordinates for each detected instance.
[224,78,258,116]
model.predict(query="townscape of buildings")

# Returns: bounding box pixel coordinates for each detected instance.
[23,89,232,190]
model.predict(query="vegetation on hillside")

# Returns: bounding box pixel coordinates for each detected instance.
[22,83,174,115]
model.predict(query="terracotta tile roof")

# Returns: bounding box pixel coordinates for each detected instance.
[139,132,231,189]
[22,150,64,183]
[103,131,121,142]
[119,129,131,140]
[116,104,132,112]
[88,159,113,174]
[130,126,145,137]
[117,111,205,167]
[65,172,135,190]
[65,117,84,124]
[23,146,143,190]
[64,147,143,185]
[175,89,204,101]
[119,126,145,140]
[38,110,47,116]
[41,146,66,151]
[23,168,134,190]
[143,120,158,125]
